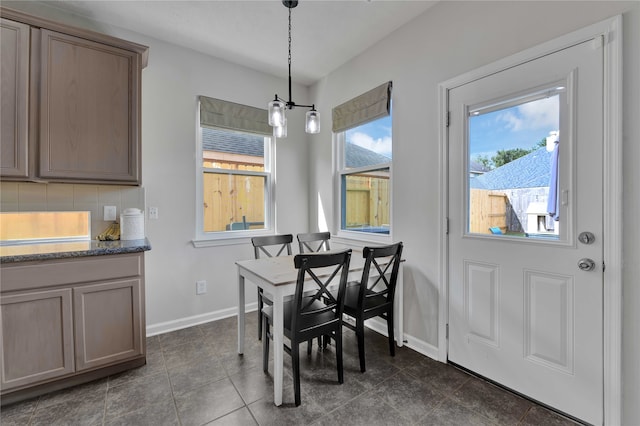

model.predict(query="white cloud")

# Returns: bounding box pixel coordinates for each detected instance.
[349,131,392,157]
[497,96,559,132]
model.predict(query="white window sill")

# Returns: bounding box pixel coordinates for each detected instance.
[192,229,274,248]
[333,230,393,248]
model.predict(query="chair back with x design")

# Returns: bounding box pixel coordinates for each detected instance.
[252,234,293,259]
[297,232,331,254]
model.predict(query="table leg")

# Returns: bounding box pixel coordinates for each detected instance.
[396,262,404,347]
[272,292,284,406]
[237,271,245,355]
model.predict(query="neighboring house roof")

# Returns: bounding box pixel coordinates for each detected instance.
[470,160,490,175]
[470,147,553,190]
[203,127,390,168]
[345,143,391,168]
[202,127,264,157]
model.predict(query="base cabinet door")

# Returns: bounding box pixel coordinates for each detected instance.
[1,288,74,391]
[74,279,143,371]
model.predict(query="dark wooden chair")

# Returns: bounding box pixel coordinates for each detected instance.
[251,234,293,340]
[297,231,331,253]
[342,242,403,372]
[262,249,352,406]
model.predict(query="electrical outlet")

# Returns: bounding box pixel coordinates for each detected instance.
[103,205,117,221]
[196,280,207,295]
[149,207,159,220]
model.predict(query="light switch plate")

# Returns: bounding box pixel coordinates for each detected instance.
[103,206,117,221]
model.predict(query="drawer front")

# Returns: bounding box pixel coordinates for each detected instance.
[1,253,143,292]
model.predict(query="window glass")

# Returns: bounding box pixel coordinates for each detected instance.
[201,127,270,233]
[468,92,561,239]
[338,115,392,235]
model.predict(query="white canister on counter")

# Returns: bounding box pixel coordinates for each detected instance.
[120,208,145,240]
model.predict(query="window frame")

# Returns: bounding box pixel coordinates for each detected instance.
[193,125,276,247]
[334,128,393,244]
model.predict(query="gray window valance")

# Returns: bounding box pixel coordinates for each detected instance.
[199,96,271,136]
[331,81,392,133]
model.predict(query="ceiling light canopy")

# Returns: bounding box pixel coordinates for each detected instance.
[268,0,320,138]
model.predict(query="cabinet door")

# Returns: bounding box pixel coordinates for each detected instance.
[38,29,141,183]
[74,279,144,371]
[0,18,29,178]
[1,288,75,391]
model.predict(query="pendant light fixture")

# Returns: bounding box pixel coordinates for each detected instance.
[268,0,320,137]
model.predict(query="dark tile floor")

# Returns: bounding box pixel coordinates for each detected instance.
[1,313,579,425]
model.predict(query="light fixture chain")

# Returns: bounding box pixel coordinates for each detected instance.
[288,7,292,68]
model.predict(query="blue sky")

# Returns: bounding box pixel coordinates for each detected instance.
[346,115,392,159]
[469,95,559,159]
[343,95,557,161]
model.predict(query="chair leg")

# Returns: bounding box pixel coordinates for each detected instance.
[336,330,344,384]
[257,289,263,341]
[356,319,366,373]
[322,335,329,349]
[292,341,301,406]
[307,339,312,355]
[262,317,269,373]
[387,311,396,357]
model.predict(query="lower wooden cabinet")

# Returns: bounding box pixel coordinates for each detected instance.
[0,253,146,397]
[1,288,75,389]
[74,278,143,371]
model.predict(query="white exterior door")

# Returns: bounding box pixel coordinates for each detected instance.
[447,38,604,425]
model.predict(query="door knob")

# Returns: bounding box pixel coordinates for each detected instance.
[577,258,596,271]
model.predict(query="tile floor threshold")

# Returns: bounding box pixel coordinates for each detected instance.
[1,313,582,425]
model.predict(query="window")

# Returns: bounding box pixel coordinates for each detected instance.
[195,96,274,243]
[334,82,392,237]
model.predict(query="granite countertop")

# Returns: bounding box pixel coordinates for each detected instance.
[0,238,151,264]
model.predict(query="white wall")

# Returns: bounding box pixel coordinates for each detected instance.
[307,2,639,424]
[137,35,310,332]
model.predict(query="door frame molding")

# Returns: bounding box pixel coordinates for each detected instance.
[437,16,622,425]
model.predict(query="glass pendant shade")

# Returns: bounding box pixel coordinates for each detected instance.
[268,99,286,127]
[273,117,287,138]
[305,109,320,134]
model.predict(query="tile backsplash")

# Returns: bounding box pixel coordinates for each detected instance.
[0,182,145,239]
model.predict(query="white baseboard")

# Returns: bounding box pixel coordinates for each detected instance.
[364,317,440,361]
[146,302,258,336]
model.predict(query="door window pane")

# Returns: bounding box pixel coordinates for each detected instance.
[468,92,561,239]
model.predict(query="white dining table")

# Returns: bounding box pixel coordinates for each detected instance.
[236,249,403,406]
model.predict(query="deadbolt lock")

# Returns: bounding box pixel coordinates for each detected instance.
[578,231,595,245]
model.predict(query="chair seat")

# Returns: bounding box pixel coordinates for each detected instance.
[342,285,388,312]
[263,296,338,337]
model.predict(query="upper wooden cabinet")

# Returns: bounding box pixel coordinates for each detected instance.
[0,8,148,185]
[0,18,30,178]
[39,30,141,182]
